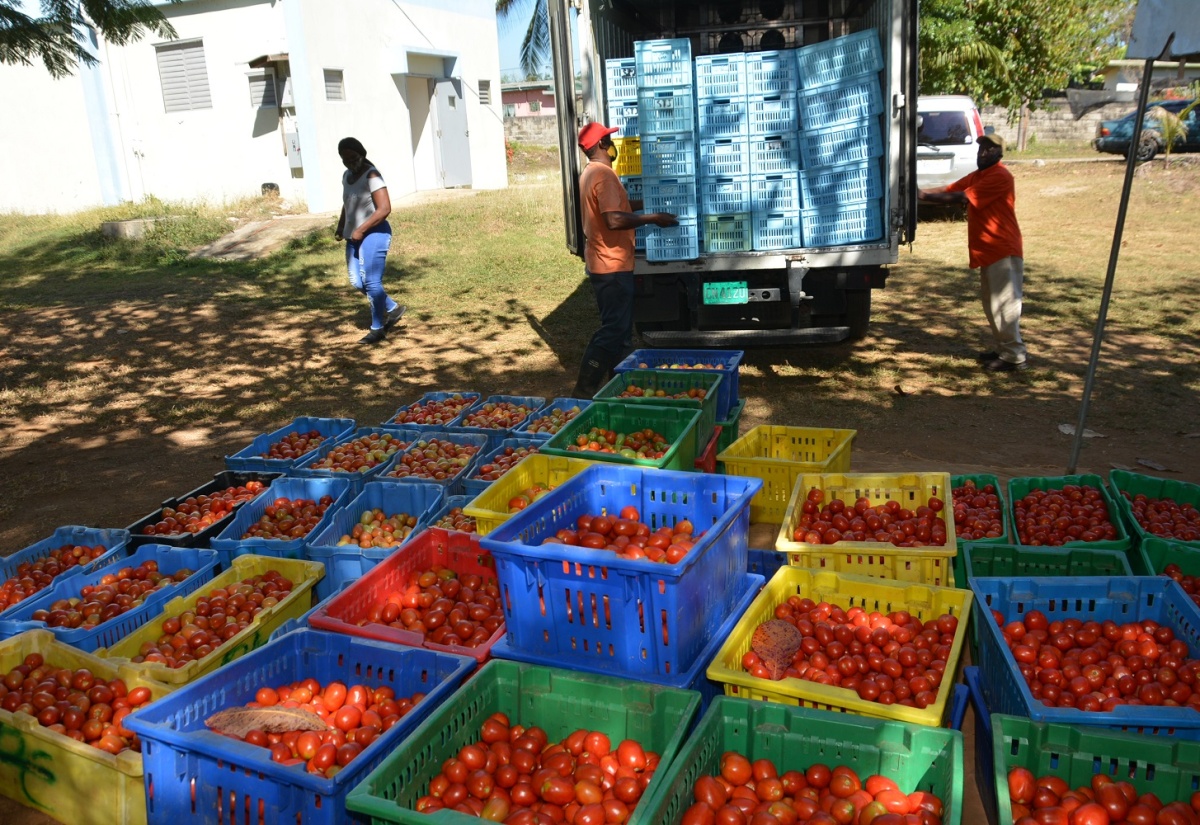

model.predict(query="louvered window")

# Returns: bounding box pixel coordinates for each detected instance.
[249,70,277,108]
[156,40,212,113]
[478,79,492,105]
[324,69,345,101]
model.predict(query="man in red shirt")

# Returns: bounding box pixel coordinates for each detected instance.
[919,134,1028,372]
[571,122,678,396]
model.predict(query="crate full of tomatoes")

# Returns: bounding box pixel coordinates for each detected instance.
[1110,469,1200,547]
[125,471,278,549]
[208,475,352,565]
[540,402,701,472]
[224,416,356,473]
[0,526,130,626]
[1007,474,1130,552]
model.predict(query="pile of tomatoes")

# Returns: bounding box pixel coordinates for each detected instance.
[384,438,481,483]
[741,599,958,711]
[524,405,585,436]
[1006,767,1200,825]
[141,481,267,536]
[357,566,503,649]
[414,714,660,822]
[335,508,420,549]
[1162,564,1200,608]
[989,607,1200,712]
[567,427,672,461]
[0,543,111,612]
[1,654,154,755]
[460,401,539,430]
[683,754,945,825]
[952,479,1005,541]
[232,679,424,778]
[1122,490,1200,542]
[130,570,295,669]
[538,507,701,564]
[1013,485,1120,546]
[390,394,478,427]
[32,559,194,629]
[616,384,708,400]
[241,495,335,540]
[307,432,407,473]
[260,429,324,461]
[473,445,539,482]
[636,361,722,370]
[434,507,477,533]
[790,489,948,548]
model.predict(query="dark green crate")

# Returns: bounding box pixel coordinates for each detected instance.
[1139,535,1200,578]
[594,368,722,456]
[993,714,1200,825]
[635,695,964,825]
[345,660,700,825]
[715,398,745,455]
[951,474,1011,589]
[1007,474,1132,552]
[539,402,700,471]
[1110,469,1200,550]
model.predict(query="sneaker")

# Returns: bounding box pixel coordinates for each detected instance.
[976,350,999,362]
[982,357,1027,373]
[360,327,387,345]
[384,305,406,329]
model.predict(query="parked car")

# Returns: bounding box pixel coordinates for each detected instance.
[916,95,986,189]
[1094,99,1200,161]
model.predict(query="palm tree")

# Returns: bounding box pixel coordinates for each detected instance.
[1146,104,1195,167]
[496,0,549,81]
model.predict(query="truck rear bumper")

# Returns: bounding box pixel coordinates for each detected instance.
[640,326,852,347]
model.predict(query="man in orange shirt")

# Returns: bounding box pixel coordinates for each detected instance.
[919,134,1028,372]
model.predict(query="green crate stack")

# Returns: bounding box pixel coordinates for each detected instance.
[593,368,722,457]
[1139,535,1200,578]
[539,402,701,471]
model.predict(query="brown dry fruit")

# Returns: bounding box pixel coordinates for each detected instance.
[751,618,803,679]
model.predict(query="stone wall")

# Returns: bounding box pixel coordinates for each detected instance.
[504,116,560,146]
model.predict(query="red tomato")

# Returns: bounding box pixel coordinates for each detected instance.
[1009,767,1037,806]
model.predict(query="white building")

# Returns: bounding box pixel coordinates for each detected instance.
[0,0,507,214]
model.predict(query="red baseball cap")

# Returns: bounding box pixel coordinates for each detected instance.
[578,122,619,151]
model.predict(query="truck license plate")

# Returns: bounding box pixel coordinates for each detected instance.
[703,281,748,305]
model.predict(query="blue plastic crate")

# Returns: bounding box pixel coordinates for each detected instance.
[751,172,802,212]
[798,73,884,130]
[303,481,446,601]
[125,630,475,825]
[224,416,356,473]
[621,175,643,203]
[479,464,762,679]
[799,159,883,210]
[606,100,639,137]
[641,133,697,177]
[635,223,647,251]
[801,198,884,247]
[795,29,884,90]
[267,585,340,643]
[512,397,595,441]
[696,53,747,100]
[209,476,352,566]
[126,471,280,549]
[461,437,545,499]
[642,176,699,220]
[698,98,750,140]
[800,118,884,169]
[635,38,693,88]
[646,218,700,261]
[749,132,802,175]
[605,56,638,101]
[972,575,1200,738]
[614,348,743,421]
[0,526,130,625]
[0,546,219,649]
[748,94,799,136]
[702,213,753,253]
[698,138,750,178]
[746,50,798,96]
[493,573,764,714]
[445,394,547,452]
[290,426,419,495]
[380,390,481,431]
[752,210,803,250]
[637,87,695,136]
[965,666,998,825]
[424,494,478,534]
[747,548,786,580]
[374,431,491,496]
[699,175,751,214]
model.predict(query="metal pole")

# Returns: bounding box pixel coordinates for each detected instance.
[1066,53,1164,473]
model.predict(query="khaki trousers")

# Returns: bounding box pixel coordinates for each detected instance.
[979,256,1027,364]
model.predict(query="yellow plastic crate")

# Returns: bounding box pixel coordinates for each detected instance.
[613,137,641,176]
[716,425,856,523]
[463,454,593,535]
[775,470,957,586]
[96,554,323,688]
[706,567,972,728]
[0,629,172,825]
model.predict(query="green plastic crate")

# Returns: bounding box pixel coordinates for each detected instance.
[594,368,722,456]
[539,402,700,471]
[1110,469,1200,550]
[994,714,1200,825]
[344,660,700,824]
[1007,473,1131,552]
[636,695,963,825]
[715,398,745,454]
[1139,535,1200,577]
[951,474,1011,589]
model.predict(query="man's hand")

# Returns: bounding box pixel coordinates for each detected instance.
[648,212,678,228]
[349,227,365,242]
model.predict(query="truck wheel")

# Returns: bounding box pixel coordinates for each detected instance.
[844,290,872,341]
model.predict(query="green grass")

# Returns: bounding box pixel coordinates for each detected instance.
[1006,139,1099,160]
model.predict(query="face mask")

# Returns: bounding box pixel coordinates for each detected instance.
[606,143,619,162]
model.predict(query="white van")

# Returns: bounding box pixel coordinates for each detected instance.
[916,95,986,189]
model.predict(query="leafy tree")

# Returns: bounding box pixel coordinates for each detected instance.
[1148,100,1198,166]
[1,0,174,78]
[496,0,548,81]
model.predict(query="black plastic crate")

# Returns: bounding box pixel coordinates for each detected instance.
[125,471,281,549]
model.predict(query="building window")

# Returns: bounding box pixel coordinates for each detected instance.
[529,99,542,113]
[479,79,492,105]
[503,103,516,117]
[248,70,277,108]
[156,40,212,113]
[324,69,345,101]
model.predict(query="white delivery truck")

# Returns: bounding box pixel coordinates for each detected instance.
[546,0,918,345]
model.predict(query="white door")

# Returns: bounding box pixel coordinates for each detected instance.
[433,78,472,188]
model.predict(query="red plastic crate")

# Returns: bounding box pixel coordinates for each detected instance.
[308,527,502,664]
[694,425,723,473]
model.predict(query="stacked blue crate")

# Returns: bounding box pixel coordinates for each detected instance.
[795,31,886,247]
[637,38,699,261]
[696,53,750,253]
[746,50,801,251]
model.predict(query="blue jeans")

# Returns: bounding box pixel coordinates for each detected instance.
[346,225,398,330]
[582,270,635,374]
